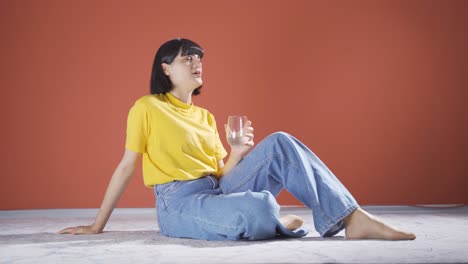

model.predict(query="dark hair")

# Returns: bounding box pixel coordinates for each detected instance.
[150,38,204,95]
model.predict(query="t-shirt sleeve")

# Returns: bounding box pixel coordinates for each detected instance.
[209,113,228,160]
[125,102,148,153]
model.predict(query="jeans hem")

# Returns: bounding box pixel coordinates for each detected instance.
[319,204,359,237]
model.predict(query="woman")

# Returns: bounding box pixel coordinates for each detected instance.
[59,38,416,241]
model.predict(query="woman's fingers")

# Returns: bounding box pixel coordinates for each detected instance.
[244,121,254,146]
[58,227,73,234]
[58,225,98,235]
[243,132,254,147]
[244,133,254,140]
[59,226,79,234]
[245,120,254,139]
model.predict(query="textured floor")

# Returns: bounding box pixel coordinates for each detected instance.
[1,206,467,264]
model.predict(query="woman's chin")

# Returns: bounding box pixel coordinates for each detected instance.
[193,80,203,87]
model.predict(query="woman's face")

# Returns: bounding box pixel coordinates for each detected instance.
[162,51,202,92]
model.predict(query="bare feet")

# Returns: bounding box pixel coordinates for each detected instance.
[343,208,416,240]
[280,214,304,230]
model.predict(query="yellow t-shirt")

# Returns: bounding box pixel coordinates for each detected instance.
[125,93,228,187]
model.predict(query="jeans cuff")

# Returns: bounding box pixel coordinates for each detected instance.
[320,205,359,237]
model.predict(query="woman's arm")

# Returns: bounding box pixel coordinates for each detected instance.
[59,149,142,235]
[217,150,242,177]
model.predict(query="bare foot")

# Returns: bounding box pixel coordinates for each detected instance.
[279,214,304,230]
[343,208,416,240]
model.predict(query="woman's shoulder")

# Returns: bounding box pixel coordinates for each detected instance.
[193,106,220,126]
[132,94,164,108]
[192,104,213,116]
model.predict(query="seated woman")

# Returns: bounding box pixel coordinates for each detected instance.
[60,38,416,241]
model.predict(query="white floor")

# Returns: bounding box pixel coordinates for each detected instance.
[1,206,467,263]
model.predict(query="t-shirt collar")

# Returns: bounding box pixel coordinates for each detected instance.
[165,92,193,110]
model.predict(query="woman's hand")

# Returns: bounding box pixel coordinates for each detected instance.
[57,150,140,236]
[225,120,255,157]
[58,224,102,235]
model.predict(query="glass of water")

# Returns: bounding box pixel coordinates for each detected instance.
[227,115,248,146]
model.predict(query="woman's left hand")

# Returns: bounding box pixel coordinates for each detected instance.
[225,120,255,157]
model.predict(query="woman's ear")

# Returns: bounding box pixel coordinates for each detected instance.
[161,63,170,76]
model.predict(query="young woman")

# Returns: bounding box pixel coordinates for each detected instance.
[59,38,416,241]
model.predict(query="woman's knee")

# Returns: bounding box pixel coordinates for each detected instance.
[242,190,280,217]
[267,131,291,141]
[263,131,296,150]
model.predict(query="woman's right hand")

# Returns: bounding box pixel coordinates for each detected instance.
[58,224,102,235]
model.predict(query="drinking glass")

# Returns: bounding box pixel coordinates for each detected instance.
[227,116,248,146]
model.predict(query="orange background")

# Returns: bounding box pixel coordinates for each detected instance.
[1,0,467,209]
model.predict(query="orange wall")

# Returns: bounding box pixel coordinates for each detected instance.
[1,0,467,209]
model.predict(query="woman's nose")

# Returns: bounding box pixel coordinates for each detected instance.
[193,59,202,68]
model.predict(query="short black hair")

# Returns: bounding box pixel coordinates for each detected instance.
[150,38,204,95]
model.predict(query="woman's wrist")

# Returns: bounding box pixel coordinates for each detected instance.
[91,223,103,233]
[229,149,245,160]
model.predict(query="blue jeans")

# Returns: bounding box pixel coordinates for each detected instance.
[154,132,359,240]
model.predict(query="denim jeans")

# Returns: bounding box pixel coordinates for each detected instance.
[154,132,359,240]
